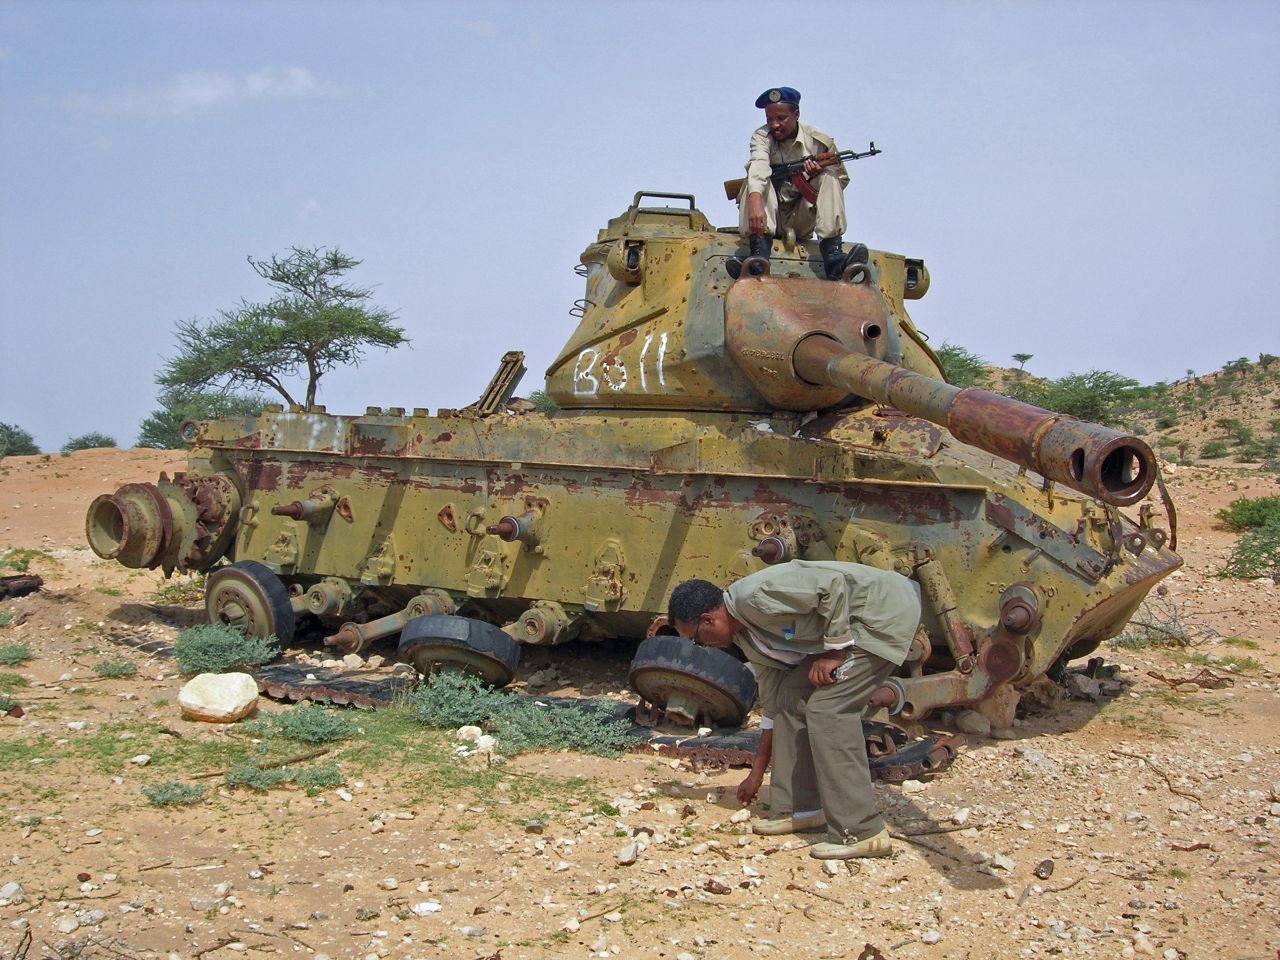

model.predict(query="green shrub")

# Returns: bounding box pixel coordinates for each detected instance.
[0,612,13,629]
[0,692,16,713]
[141,781,207,807]
[1200,440,1229,459]
[1155,413,1178,430]
[291,761,346,795]
[1220,519,1280,581]
[172,624,279,675]
[1217,495,1280,531]
[94,660,138,678]
[225,762,292,791]
[273,704,357,744]
[61,432,118,454]
[0,423,39,458]
[934,343,991,389]
[407,671,631,758]
[0,642,31,666]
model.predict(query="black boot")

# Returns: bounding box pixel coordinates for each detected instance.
[819,235,847,280]
[747,234,771,276]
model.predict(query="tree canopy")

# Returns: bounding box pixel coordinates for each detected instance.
[0,422,39,457]
[158,247,408,408]
[137,387,269,449]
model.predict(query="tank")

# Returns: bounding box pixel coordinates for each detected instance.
[86,190,1181,730]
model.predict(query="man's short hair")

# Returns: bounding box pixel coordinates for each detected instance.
[667,579,724,625]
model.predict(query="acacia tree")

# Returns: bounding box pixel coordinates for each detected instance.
[0,422,39,457]
[137,387,269,449]
[158,247,408,408]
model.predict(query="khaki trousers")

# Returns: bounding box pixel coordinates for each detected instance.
[737,172,847,241]
[771,647,897,844]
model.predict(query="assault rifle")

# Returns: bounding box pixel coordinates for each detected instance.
[723,141,881,202]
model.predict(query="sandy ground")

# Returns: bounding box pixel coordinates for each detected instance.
[0,448,1277,960]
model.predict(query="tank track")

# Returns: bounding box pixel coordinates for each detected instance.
[107,633,962,782]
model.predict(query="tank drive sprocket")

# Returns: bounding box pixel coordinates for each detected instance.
[205,560,295,643]
[398,614,522,687]
[628,635,758,728]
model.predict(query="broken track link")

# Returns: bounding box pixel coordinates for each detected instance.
[102,639,964,781]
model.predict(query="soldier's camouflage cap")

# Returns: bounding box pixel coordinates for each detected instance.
[755,86,800,108]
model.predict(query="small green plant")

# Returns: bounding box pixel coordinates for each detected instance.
[1168,867,1189,880]
[0,548,54,573]
[0,692,16,713]
[141,781,207,807]
[1223,636,1260,650]
[355,907,380,922]
[1219,509,1280,582]
[292,762,346,795]
[273,704,357,744]
[408,671,631,757]
[94,587,123,598]
[1217,495,1280,532]
[0,613,13,629]
[94,660,138,678]
[61,432,118,454]
[225,762,292,791]
[0,672,25,691]
[1189,652,1263,673]
[152,574,206,605]
[0,642,32,666]
[1155,413,1178,429]
[172,624,279,674]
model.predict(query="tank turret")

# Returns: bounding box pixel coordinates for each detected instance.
[87,191,1180,730]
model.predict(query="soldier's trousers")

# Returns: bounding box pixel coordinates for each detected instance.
[737,172,847,241]
[770,647,897,844]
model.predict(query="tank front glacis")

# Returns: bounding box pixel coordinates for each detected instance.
[87,192,1181,727]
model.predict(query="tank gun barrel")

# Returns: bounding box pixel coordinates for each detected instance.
[795,335,1154,506]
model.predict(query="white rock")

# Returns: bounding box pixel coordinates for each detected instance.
[178,673,259,723]
[411,901,441,916]
[475,734,497,754]
[563,918,581,932]
[955,709,991,737]
[921,930,942,944]
[129,754,151,766]
[55,917,80,934]
[603,911,623,923]
[336,789,353,802]
[991,853,1016,872]
[951,808,971,825]
[616,841,639,865]
[729,808,751,823]
[457,725,483,742]
[0,882,24,904]
[378,877,399,890]
[822,861,840,876]
[901,779,927,794]
[341,653,364,668]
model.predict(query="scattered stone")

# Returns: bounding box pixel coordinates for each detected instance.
[603,911,623,923]
[178,673,259,723]
[341,653,364,668]
[378,878,399,891]
[1064,673,1102,701]
[129,754,151,766]
[990,727,1017,740]
[821,861,840,877]
[0,881,25,904]
[524,821,545,834]
[460,926,486,936]
[951,807,971,825]
[1034,859,1055,880]
[704,879,731,894]
[55,917,80,934]
[616,841,639,865]
[921,930,942,944]
[955,709,991,737]
[901,779,927,794]
[410,901,441,916]
[729,808,751,823]
[456,725,483,742]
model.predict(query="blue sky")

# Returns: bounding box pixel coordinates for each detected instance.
[2,0,1277,451]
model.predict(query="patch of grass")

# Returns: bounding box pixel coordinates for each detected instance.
[0,642,32,666]
[141,781,207,807]
[172,623,279,674]
[407,671,632,758]
[152,574,206,605]
[0,548,54,573]
[225,762,293,791]
[93,660,138,678]
[271,703,357,744]
[1188,653,1263,673]
[0,672,25,691]
[1219,519,1280,581]
[0,692,16,713]
[1223,636,1260,649]
[1168,867,1189,880]
[94,587,124,597]
[291,761,346,795]
[0,612,13,629]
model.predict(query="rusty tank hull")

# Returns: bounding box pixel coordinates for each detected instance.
[87,192,1180,729]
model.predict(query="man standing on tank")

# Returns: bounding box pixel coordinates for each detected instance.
[666,560,920,860]
[736,86,854,280]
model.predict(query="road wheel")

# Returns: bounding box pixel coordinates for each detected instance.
[398,614,521,687]
[205,560,295,643]
[628,636,757,727]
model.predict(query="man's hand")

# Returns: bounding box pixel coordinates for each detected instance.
[807,649,845,687]
[801,157,823,179]
[747,192,766,235]
[737,769,765,806]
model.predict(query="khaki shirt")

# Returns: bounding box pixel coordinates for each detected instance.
[745,122,850,200]
[724,560,920,668]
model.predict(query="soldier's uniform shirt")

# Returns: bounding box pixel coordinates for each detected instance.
[723,560,920,844]
[737,122,849,241]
